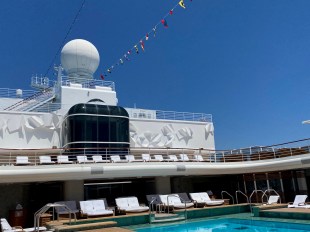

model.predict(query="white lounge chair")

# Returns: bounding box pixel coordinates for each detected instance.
[110,155,128,163]
[125,155,144,162]
[79,199,113,217]
[92,155,110,163]
[168,155,179,161]
[115,196,149,213]
[154,154,173,162]
[266,195,279,205]
[192,154,204,162]
[142,154,161,162]
[57,155,73,164]
[1,218,46,232]
[288,195,310,208]
[16,156,31,165]
[159,194,194,209]
[189,192,224,206]
[77,155,94,163]
[179,154,190,161]
[39,156,55,165]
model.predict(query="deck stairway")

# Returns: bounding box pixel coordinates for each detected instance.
[4,88,55,112]
[149,213,186,223]
[148,195,187,224]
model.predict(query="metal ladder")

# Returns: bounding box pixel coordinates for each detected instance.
[261,189,281,204]
[149,194,187,224]
[34,203,76,231]
[221,191,235,204]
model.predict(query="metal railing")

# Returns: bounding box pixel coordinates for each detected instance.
[235,190,249,204]
[155,110,212,122]
[0,138,310,166]
[0,88,37,99]
[221,191,235,205]
[261,189,281,204]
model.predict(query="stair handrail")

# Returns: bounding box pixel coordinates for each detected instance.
[149,197,157,223]
[34,203,76,231]
[221,191,235,204]
[167,194,188,221]
[249,189,264,204]
[235,190,249,204]
[262,189,281,204]
[4,87,54,111]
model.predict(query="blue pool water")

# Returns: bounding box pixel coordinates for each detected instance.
[134,218,310,232]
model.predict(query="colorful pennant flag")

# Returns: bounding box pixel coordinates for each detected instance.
[101,0,192,78]
[179,0,186,9]
[140,40,145,51]
[134,45,139,54]
[161,19,168,28]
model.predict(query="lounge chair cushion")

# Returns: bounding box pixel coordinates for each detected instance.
[115,197,149,212]
[80,200,113,216]
[160,194,194,209]
[190,192,224,206]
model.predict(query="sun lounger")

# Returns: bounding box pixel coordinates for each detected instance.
[288,195,310,208]
[57,155,73,164]
[79,199,114,217]
[142,154,162,162]
[39,156,55,164]
[189,192,224,206]
[1,218,46,232]
[92,155,110,163]
[16,156,31,165]
[115,196,149,213]
[125,155,144,162]
[110,155,128,163]
[192,154,204,162]
[266,195,280,205]
[77,155,94,163]
[168,155,179,161]
[154,154,173,162]
[159,194,194,209]
[179,154,191,161]
[54,201,80,218]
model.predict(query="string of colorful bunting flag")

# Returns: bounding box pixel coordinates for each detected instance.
[100,0,190,80]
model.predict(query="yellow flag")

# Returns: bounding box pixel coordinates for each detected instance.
[179,0,186,9]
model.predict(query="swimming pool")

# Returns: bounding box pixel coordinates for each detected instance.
[133,218,310,231]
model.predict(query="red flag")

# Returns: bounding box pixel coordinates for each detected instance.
[100,74,105,80]
[161,19,168,28]
[169,10,173,15]
[140,40,145,51]
[146,33,149,41]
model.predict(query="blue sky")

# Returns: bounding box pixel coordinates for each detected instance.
[1,0,310,149]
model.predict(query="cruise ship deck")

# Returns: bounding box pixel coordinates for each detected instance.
[1,39,310,231]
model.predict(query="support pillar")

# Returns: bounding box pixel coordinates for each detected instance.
[155,177,171,194]
[64,180,84,201]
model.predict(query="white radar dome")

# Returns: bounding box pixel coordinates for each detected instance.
[61,39,100,81]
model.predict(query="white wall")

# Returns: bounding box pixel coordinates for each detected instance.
[61,86,117,108]
[129,118,215,149]
[0,111,62,149]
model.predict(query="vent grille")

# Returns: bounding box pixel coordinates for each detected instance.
[176,165,186,172]
[91,167,104,175]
